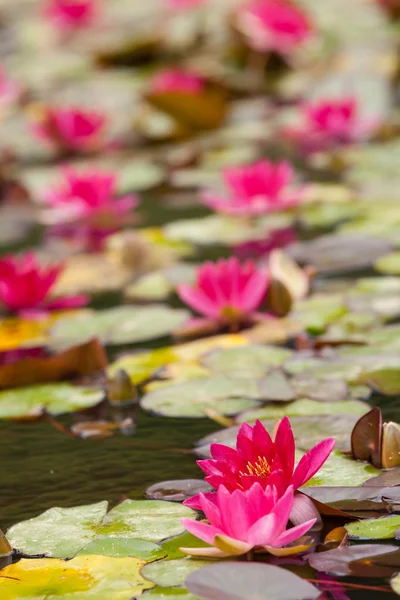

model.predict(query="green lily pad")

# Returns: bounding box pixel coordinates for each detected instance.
[160,532,212,561]
[346,515,400,540]
[292,294,348,334]
[358,368,400,395]
[108,347,177,385]
[163,213,291,246]
[49,306,190,349]
[0,383,104,420]
[141,376,260,418]
[305,451,380,487]
[142,558,211,588]
[125,272,174,302]
[201,345,292,378]
[78,537,166,561]
[7,501,109,558]
[0,555,153,600]
[236,398,370,425]
[7,500,195,558]
[375,252,400,276]
[143,588,197,599]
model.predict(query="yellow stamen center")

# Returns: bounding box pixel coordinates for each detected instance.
[240,456,271,479]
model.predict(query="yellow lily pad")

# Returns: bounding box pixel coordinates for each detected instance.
[0,555,153,599]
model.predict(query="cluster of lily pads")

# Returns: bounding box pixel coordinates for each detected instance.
[0,0,400,598]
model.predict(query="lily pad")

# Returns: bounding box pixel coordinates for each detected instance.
[107,335,247,385]
[142,557,211,588]
[305,451,380,487]
[288,233,393,275]
[6,499,195,558]
[185,562,321,600]
[49,306,190,349]
[375,252,400,276]
[146,479,213,502]
[358,368,400,396]
[235,398,370,425]
[200,345,292,378]
[140,376,260,418]
[0,555,153,600]
[309,544,397,576]
[0,382,104,420]
[78,537,166,561]
[163,214,291,246]
[345,515,400,540]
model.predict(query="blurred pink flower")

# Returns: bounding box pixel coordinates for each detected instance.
[181,483,316,558]
[192,417,335,495]
[165,0,206,9]
[177,257,270,328]
[201,160,304,217]
[150,69,205,95]
[42,167,139,250]
[0,65,21,107]
[288,98,378,153]
[0,252,88,317]
[31,106,106,153]
[44,0,98,32]
[236,0,313,56]
[235,227,297,259]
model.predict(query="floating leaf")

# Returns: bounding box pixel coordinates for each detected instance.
[288,233,393,275]
[141,376,260,418]
[7,500,195,557]
[305,451,380,487]
[185,562,320,600]
[345,515,400,540]
[108,335,247,385]
[0,555,153,600]
[146,480,213,502]
[359,368,400,396]
[257,371,295,402]
[53,254,133,296]
[146,87,227,132]
[0,339,107,390]
[309,544,397,576]
[143,587,197,599]
[201,345,292,378]
[163,214,291,246]
[78,537,166,561]
[49,306,190,349]
[236,398,370,425]
[7,501,109,558]
[142,557,211,588]
[0,382,104,420]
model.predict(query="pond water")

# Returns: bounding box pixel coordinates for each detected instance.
[0,0,400,599]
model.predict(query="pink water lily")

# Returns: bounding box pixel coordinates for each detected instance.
[31,106,106,153]
[288,98,378,153]
[201,160,304,217]
[236,0,313,56]
[150,69,205,95]
[177,257,270,330]
[44,0,98,32]
[181,483,316,558]
[0,252,88,317]
[42,167,139,251]
[192,417,335,496]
